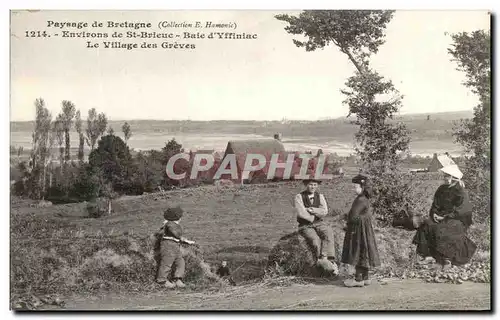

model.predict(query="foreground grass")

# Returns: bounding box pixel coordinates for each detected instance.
[10,177,490,306]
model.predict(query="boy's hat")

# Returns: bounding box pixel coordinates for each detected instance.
[164,206,184,221]
[302,178,323,185]
[352,174,368,185]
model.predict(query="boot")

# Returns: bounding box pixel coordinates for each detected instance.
[442,259,452,271]
[328,257,339,276]
[345,267,365,287]
[174,278,186,288]
[362,268,371,286]
[316,256,337,274]
[163,280,176,289]
[417,256,436,265]
[343,278,364,287]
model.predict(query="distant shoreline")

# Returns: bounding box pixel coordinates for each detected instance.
[10,109,468,158]
[10,135,462,158]
[9,109,473,124]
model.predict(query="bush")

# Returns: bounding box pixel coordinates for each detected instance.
[371,171,436,227]
[468,222,490,252]
[13,180,26,196]
[132,151,165,193]
[69,165,100,201]
[88,135,134,191]
[45,185,68,203]
[463,164,490,224]
[10,165,23,181]
[121,181,145,195]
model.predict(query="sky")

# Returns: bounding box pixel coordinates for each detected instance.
[10,10,490,121]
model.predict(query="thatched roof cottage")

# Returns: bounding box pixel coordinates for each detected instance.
[221,138,286,184]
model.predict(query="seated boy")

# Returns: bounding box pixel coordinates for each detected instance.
[216,261,231,278]
[294,178,338,275]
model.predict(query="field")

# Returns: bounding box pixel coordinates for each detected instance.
[10,174,491,310]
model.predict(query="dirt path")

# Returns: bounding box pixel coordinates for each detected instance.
[62,279,490,311]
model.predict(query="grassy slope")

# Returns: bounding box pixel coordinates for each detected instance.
[11,176,491,310]
[11,177,442,281]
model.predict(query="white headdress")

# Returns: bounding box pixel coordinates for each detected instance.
[440,164,463,180]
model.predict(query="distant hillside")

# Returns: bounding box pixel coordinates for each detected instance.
[10,110,473,142]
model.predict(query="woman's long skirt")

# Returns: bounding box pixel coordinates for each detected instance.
[412,218,477,265]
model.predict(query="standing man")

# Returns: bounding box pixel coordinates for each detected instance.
[294,178,338,275]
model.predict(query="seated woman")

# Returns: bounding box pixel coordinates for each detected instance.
[412,164,477,269]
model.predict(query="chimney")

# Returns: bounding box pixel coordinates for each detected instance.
[274,133,282,141]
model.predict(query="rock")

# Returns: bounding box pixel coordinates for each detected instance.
[37,200,53,208]
[267,230,318,277]
[268,222,344,277]
[29,200,53,208]
[267,224,343,277]
[180,246,223,285]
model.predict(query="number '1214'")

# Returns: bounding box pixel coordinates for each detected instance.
[25,31,48,37]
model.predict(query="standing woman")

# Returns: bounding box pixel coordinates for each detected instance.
[412,164,476,269]
[342,174,380,287]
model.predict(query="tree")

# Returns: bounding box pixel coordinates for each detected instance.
[61,100,76,162]
[276,11,394,74]
[107,126,115,136]
[161,138,186,186]
[276,11,412,225]
[449,30,490,161]
[341,69,410,173]
[75,110,85,162]
[16,146,23,163]
[47,128,56,189]
[101,182,118,215]
[70,164,101,201]
[122,122,132,142]
[28,98,52,199]
[133,150,164,192]
[53,115,65,174]
[85,108,108,151]
[97,113,108,137]
[276,11,409,169]
[448,30,490,104]
[88,134,133,193]
[448,30,491,221]
[162,138,183,162]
